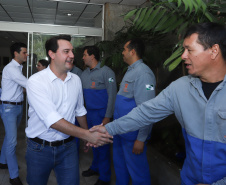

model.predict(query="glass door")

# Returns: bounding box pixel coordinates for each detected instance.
[26,32,102,124]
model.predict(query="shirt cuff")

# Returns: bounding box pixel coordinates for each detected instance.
[44,111,63,128]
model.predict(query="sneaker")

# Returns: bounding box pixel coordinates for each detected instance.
[0,163,8,169]
[94,179,110,185]
[82,168,99,177]
[9,177,23,185]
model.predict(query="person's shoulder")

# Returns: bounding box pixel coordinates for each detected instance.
[80,68,89,77]
[3,61,14,70]
[70,72,80,80]
[101,65,115,74]
[28,69,48,82]
[169,75,191,89]
[137,62,152,72]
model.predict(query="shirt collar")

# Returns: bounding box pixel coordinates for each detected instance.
[12,59,22,67]
[88,62,101,72]
[190,74,226,91]
[128,59,143,70]
[47,66,72,82]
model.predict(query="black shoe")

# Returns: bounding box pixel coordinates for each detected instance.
[0,163,8,169]
[9,177,23,185]
[94,179,110,185]
[82,168,99,177]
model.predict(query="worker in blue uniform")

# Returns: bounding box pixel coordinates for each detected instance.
[90,22,226,185]
[113,38,156,185]
[80,45,117,185]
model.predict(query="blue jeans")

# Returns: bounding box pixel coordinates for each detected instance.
[26,138,79,185]
[0,104,23,178]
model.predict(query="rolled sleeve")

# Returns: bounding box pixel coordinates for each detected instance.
[44,111,63,128]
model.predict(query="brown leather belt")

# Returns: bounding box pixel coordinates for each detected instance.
[29,136,74,147]
[0,101,23,105]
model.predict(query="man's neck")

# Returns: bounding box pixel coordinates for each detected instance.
[13,58,22,65]
[49,64,67,81]
[200,63,226,83]
[128,57,141,66]
[89,60,98,69]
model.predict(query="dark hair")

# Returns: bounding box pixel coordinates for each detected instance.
[45,35,71,62]
[10,42,27,58]
[38,59,49,68]
[126,38,145,58]
[83,46,100,61]
[184,22,226,60]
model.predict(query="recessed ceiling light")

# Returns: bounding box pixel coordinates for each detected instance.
[67,13,73,16]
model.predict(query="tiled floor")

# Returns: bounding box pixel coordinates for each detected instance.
[0,109,180,185]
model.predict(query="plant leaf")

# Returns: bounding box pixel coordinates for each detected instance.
[133,8,142,25]
[135,7,148,29]
[124,9,137,21]
[168,56,183,71]
[163,46,183,67]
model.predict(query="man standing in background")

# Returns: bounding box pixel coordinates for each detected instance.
[81,46,117,185]
[112,38,155,185]
[0,42,28,185]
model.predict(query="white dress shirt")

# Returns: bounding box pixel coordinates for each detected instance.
[25,66,87,141]
[1,59,27,102]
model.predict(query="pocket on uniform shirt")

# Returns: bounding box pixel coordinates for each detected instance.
[217,110,226,142]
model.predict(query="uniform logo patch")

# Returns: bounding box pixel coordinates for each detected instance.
[123,83,128,92]
[91,82,96,88]
[146,84,154,90]
[108,77,114,83]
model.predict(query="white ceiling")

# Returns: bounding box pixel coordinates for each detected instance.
[0,0,146,47]
[0,0,147,27]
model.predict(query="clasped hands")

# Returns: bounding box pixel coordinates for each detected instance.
[87,123,113,147]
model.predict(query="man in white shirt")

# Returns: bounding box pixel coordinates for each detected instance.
[0,42,28,185]
[25,35,112,185]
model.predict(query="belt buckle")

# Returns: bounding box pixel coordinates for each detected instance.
[49,141,53,147]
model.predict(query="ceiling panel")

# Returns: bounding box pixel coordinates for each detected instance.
[32,7,56,14]
[3,5,30,14]
[90,0,121,4]
[120,0,147,6]
[85,4,102,12]
[0,0,144,47]
[0,0,28,6]
[58,2,86,11]
[28,0,58,8]
[80,12,99,18]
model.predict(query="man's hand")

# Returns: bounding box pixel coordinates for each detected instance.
[102,117,110,125]
[132,140,144,155]
[86,124,113,147]
[83,141,89,153]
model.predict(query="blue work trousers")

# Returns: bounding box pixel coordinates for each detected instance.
[0,104,23,178]
[113,135,151,185]
[26,138,79,185]
[87,109,111,182]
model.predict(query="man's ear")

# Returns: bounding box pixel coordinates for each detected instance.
[48,50,55,60]
[130,49,136,55]
[14,51,19,58]
[211,44,219,59]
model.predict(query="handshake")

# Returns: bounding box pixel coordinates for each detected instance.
[85,124,113,148]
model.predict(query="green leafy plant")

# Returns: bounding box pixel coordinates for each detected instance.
[123,0,226,71]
